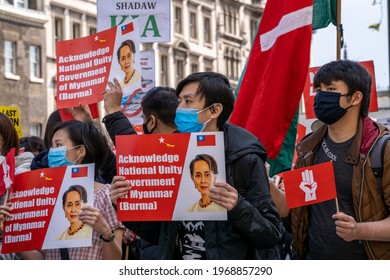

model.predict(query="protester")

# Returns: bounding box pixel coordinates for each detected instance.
[34,108,116,184]
[103,79,177,260]
[26,120,123,259]
[20,136,45,156]
[0,113,35,260]
[110,72,282,259]
[272,60,390,260]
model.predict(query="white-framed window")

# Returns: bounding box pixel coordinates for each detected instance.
[30,123,42,137]
[72,22,81,39]
[189,11,197,39]
[204,16,211,44]
[250,19,258,42]
[89,26,97,35]
[4,0,28,8]
[175,6,182,34]
[29,45,41,78]
[160,55,169,86]
[4,40,17,75]
[54,17,64,42]
[176,60,184,85]
[191,63,198,73]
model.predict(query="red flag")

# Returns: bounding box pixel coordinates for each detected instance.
[282,161,336,209]
[0,148,16,196]
[196,134,216,146]
[71,166,88,178]
[230,0,313,160]
[121,22,134,35]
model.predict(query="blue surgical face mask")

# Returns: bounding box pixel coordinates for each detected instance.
[174,105,213,133]
[314,91,353,125]
[48,146,80,167]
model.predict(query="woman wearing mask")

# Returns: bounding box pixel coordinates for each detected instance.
[28,120,123,259]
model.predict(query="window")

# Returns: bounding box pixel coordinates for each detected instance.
[4,40,17,75]
[5,0,27,8]
[29,45,41,78]
[204,16,211,44]
[191,63,198,73]
[176,60,184,85]
[30,123,42,137]
[54,17,64,41]
[204,59,213,72]
[72,22,81,39]
[160,55,169,86]
[16,0,27,8]
[175,6,182,33]
[89,27,97,35]
[190,12,197,39]
[250,19,258,42]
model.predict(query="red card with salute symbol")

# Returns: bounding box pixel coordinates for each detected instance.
[282,161,337,209]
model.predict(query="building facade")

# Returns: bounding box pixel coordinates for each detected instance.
[0,0,264,137]
[0,0,47,137]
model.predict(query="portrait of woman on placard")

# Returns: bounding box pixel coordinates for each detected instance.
[117,40,141,94]
[187,154,226,212]
[57,185,93,240]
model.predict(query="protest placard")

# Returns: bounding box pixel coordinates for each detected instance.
[1,164,94,254]
[0,106,22,138]
[115,132,227,221]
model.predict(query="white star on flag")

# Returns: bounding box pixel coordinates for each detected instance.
[40,172,45,178]
[159,137,165,144]
[94,36,99,41]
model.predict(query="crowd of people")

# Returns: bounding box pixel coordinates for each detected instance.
[0,60,389,260]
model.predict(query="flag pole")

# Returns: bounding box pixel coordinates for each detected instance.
[335,197,340,213]
[336,0,342,60]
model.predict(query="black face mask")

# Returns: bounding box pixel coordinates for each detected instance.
[142,117,156,134]
[314,91,353,125]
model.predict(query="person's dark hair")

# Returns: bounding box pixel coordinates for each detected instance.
[52,120,110,178]
[62,185,88,207]
[0,112,20,156]
[117,39,136,62]
[189,154,218,176]
[313,60,372,116]
[44,110,62,149]
[20,136,45,155]
[141,87,178,127]
[176,72,235,130]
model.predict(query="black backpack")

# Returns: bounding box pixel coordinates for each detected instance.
[370,134,390,207]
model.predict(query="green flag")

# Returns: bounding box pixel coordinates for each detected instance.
[312,0,337,30]
[267,109,299,177]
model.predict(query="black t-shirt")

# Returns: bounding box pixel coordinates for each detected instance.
[306,135,367,260]
[174,221,206,260]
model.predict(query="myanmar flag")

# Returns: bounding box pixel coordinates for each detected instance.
[230,0,313,176]
[230,0,338,176]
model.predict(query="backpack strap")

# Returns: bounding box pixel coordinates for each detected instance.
[371,134,390,202]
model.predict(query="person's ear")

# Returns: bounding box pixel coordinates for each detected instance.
[149,115,157,129]
[351,91,363,106]
[210,103,223,120]
[77,145,86,160]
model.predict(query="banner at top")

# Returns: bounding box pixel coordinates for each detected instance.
[97,0,171,43]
